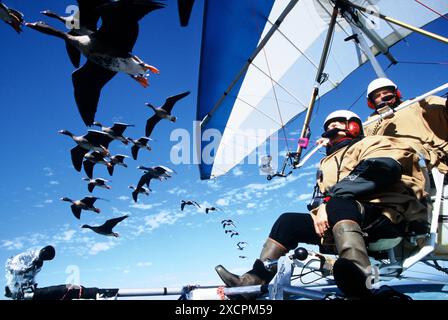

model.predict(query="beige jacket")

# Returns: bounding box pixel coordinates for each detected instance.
[311,135,428,224]
[364,95,448,174]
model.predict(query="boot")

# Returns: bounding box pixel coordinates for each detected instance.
[215,238,287,288]
[332,220,373,298]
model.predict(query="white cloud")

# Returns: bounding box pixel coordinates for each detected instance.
[144,210,181,231]
[167,187,187,195]
[130,203,154,210]
[297,193,313,201]
[232,167,244,176]
[136,262,153,267]
[298,171,315,179]
[49,181,60,185]
[25,187,32,191]
[236,210,247,216]
[1,240,24,250]
[54,230,76,242]
[89,242,115,255]
[243,175,299,192]
[43,167,54,177]
[206,180,222,190]
[44,199,53,204]
[111,208,132,220]
[246,203,256,208]
[303,162,320,171]
[118,196,130,201]
[286,191,296,198]
[216,198,230,207]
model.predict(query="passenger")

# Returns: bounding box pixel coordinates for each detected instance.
[215,110,428,298]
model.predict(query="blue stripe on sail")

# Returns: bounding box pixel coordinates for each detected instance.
[197,0,275,180]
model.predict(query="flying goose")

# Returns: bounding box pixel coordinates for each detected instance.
[60,196,102,219]
[83,151,113,179]
[26,0,165,126]
[0,2,24,33]
[145,91,190,137]
[108,154,129,176]
[127,137,152,160]
[59,129,112,172]
[180,200,201,211]
[92,122,134,145]
[225,231,239,238]
[237,242,248,250]
[221,219,236,229]
[82,215,128,237]
[82,177,111,193]
[205,206,220,214]
[40,0,99,68]
[136,165,174,189]
[129,185,151,203]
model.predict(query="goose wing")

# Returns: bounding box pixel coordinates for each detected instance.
[137,172,153,189]
[107,165,114,176]
[77,0,102,31]
[72,61,117,126]
[70,205,82,220]
[81,196,99,206]
[87,182,95,193]
[131,145,139,160]
[145,114,160,137]
[71,145,88,172]
[177,0,195,27]
[102,215,129,231]
[83,160,95,179]
[110,123,132,135]
[85,130,113,148]
[132,189,139,202]
[95,0,164,55]
[161,91,190,113]
[65,40,81,68]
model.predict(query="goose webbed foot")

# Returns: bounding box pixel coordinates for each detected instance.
[143,64,160,74]
[132,75,149,88]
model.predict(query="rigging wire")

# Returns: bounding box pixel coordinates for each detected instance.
[348,63,394,111]
[250,62,308,108]
[265,21,339,88]
[414,0,448,21]
[396,60,448,65]
[262,48,292,153]
[235,96,284,127]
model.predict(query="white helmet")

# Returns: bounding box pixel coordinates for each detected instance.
[367,78,397,98]
[323,110,361,130]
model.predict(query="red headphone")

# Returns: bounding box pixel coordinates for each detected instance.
[367,89,402,109]
[346,119,362,137]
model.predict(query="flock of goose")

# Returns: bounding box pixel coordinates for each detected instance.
[1,0,196,238]
[3,0,247,258]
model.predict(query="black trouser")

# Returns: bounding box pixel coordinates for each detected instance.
[269,197,385,250]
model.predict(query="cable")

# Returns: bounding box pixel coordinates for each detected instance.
[262,48,292,153]
[414,0,448,21]
[397,60,448,66]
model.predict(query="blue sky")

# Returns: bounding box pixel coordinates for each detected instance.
[0,1,447,299]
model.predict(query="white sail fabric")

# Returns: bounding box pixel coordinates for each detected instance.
[203,0,447,179]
